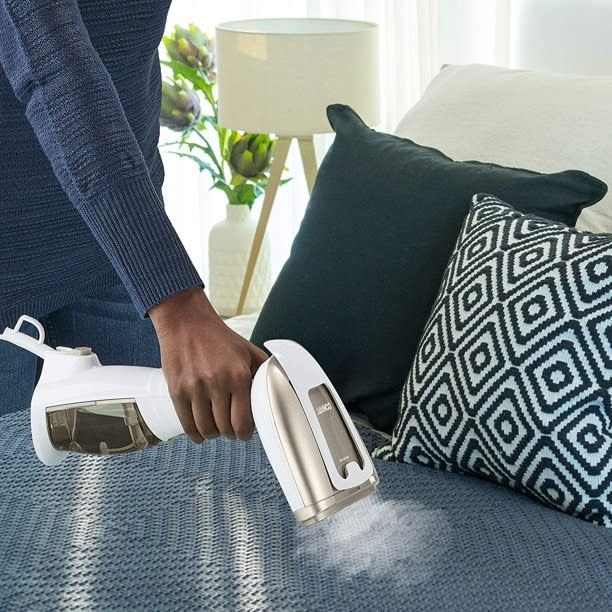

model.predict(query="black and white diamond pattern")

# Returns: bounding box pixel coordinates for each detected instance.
[373,194,612,526]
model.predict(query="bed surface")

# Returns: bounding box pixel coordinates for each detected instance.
[0,409,609,611]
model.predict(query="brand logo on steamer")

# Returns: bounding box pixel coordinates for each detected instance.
[316,401,333,415]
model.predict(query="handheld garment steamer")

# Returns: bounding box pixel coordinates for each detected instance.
[1,315,379,525]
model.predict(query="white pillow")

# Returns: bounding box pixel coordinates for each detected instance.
[394,63,612,233]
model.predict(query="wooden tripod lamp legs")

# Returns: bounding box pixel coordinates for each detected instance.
[235,135,317,316]
[235,136,291,316]
[297,137,317,193]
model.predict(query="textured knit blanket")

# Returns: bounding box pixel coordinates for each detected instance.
[0,409,610,611]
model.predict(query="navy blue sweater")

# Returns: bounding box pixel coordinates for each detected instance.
[0,0,203,330]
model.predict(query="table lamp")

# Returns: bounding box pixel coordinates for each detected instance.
[215,18,379,315]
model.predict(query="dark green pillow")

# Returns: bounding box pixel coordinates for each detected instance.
[250,104,607,433]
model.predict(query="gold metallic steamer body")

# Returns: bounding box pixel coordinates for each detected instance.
[262,355,379,526]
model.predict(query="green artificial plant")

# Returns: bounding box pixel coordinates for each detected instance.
[160,23,288,208]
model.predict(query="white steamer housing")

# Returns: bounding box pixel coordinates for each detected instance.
[0,316,182,465]
[1,316,379,525]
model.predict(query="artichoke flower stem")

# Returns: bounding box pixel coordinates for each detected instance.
[236,135,317,316]
[191,129,224,177]
[200,85,216,114]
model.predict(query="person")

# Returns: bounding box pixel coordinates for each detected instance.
[0,0,268,442]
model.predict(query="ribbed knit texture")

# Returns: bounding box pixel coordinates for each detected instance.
[1,409,611,611]
[0,0,202,329]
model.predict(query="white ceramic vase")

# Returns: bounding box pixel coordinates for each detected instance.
[208,203,272,317]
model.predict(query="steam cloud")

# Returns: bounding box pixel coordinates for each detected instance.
[295,494,450,585]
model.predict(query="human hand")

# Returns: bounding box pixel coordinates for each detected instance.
[149,286,268,442]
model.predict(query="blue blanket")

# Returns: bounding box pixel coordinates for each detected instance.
[0,409,609,611]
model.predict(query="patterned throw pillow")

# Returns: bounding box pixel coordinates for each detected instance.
[373,194,612,526]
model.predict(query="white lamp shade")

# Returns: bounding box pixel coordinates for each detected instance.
[215,18,380,135]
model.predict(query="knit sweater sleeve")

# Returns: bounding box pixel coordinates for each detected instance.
[0,0,203,317]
